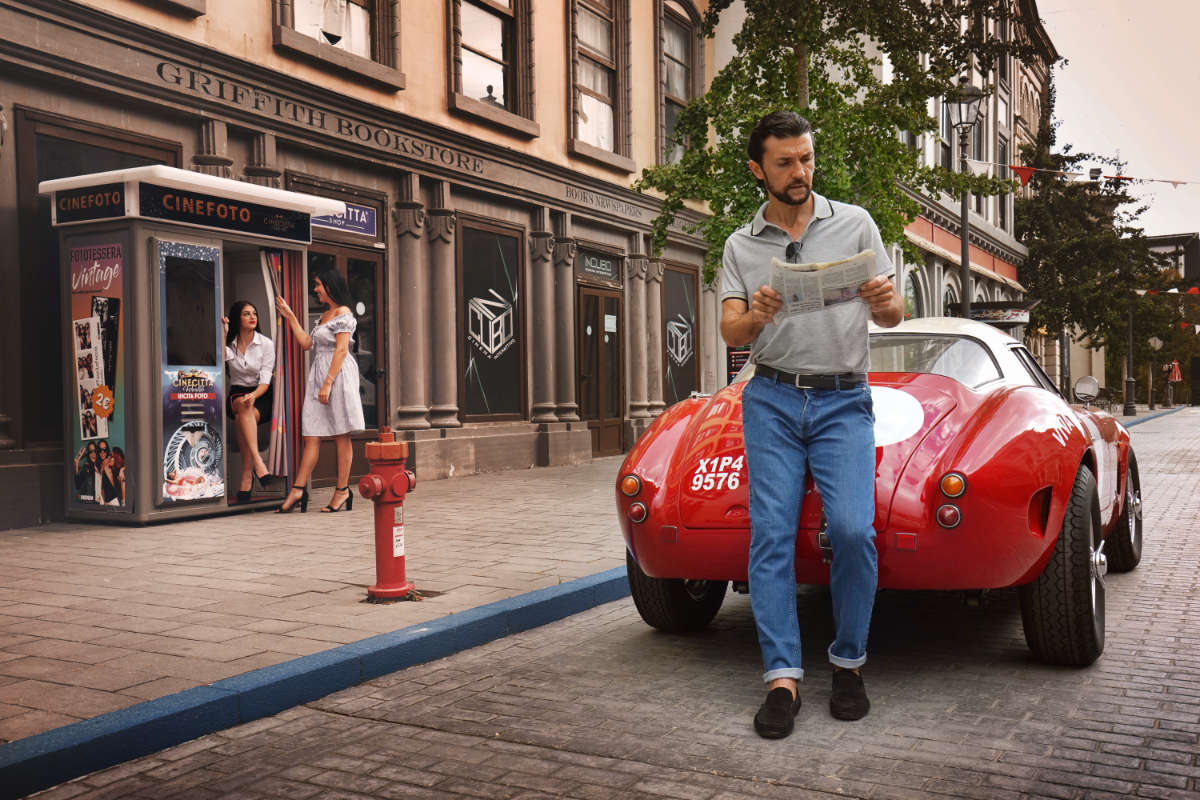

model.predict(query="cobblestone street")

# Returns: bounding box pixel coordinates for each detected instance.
[27,408,1200,799]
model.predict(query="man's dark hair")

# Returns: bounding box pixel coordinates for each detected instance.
[748,111,813,164]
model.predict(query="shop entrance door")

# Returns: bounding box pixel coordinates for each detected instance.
[305,245,385,485]
[577,287,623,455]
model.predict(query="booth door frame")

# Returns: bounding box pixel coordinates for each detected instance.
[304,243,385,487]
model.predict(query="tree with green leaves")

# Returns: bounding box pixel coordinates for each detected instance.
[635,0,1029,283]
[1014,81,1175,378]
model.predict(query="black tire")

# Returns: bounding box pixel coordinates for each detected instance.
[1019,464,1105,666]
[1106,451,1142,572]
[626,551,727,633]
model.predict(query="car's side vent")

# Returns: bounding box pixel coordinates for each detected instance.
[1027,486,1053,537]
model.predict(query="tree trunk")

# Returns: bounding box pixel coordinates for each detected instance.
[794,41,809,109]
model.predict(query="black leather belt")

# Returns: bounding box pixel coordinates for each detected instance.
[755,365,867,390]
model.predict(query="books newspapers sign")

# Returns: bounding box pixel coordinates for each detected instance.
[770,249,875,316]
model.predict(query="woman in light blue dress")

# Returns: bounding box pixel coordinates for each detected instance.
[274,267,365,513]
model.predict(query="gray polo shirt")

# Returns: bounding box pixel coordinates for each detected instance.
[720,194,894,375]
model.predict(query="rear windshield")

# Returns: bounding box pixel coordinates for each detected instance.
[869,334,1001,388]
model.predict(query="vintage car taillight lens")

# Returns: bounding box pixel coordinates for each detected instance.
[936,504,961,529]
[620,475,642,497]
[940,472,966,497]
[627,502,648,523]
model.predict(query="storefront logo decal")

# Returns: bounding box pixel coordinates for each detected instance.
[667,314,693,366]
[467,289,515,359]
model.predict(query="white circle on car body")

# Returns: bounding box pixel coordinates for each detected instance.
[870,386,925,447]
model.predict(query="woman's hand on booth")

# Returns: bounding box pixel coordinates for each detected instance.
[221,315,230,338]
[275,295,296,321]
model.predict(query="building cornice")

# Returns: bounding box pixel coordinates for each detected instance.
[1016,0,1061,65]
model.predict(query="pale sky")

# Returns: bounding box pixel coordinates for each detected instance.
[1036,0,1200,236]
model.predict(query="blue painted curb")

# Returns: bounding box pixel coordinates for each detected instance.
[1122,405,1186,427]
[0,567,630,800]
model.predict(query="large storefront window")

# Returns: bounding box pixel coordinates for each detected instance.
[662,264,698,405]
[458,223,525,420]
[15,110,178,445]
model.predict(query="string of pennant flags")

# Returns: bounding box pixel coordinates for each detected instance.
[1134,288,1200,335]
[963,157,1200,189]
[951,159,1200,335]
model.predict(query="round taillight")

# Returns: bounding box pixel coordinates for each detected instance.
[628,502,648,523]
[620,475,642,497]
[940,472,966,498]
[936,504,961,529]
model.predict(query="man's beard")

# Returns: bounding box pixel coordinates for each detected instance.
[767,179,812,207]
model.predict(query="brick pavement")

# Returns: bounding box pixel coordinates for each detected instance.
[23,407,1200,799]
[0,456,627,745]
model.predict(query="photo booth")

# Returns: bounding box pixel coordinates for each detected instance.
[42,165,345,522]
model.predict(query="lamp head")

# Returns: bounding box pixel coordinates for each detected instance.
[947,77,986,131]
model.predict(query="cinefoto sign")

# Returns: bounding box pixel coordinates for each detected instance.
[50,182,311,244]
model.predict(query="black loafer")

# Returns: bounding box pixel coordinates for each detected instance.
[830,668,870,721]
[754,686,801,739]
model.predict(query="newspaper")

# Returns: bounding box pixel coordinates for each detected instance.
[770,248,876,316]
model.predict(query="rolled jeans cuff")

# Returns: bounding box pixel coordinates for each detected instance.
[763,667,804,684]
[828,644,867,670]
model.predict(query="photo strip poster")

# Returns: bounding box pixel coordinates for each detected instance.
[68,236,128,508]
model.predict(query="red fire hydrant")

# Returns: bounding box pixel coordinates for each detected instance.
[358,427,417,600]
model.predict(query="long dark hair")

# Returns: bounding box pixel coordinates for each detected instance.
[312,267,353,309]
[226,300,262,347]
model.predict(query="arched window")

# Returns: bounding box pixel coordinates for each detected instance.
[903,270,924,320]
[943,285,959,317]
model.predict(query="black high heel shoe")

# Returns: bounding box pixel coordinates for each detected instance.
[322,486,353,513]
[254,471,278,493]
[236,489,252,503]
[276,485,308,513]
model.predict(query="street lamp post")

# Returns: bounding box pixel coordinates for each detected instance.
[946,77,986,319]
[1124,305,1137,416]
[1148,336,1164,410]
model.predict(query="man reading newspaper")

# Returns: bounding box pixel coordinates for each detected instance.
[719,111,903,738]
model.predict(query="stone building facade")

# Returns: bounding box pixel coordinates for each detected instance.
[0,0,720,527]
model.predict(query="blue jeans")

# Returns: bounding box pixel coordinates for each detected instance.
[741,375,878,683]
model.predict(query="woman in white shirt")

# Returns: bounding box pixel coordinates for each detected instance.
[223,300,276,502]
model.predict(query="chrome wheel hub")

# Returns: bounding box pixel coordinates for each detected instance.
[1090,539,1106,610]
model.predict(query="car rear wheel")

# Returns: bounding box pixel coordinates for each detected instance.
[1019,464,1105,667]
[1106,451,1142,572]
[626,551,727,633]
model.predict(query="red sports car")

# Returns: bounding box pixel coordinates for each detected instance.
[617,318,1141,666]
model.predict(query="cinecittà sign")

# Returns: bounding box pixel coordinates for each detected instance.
[154,61,486,176]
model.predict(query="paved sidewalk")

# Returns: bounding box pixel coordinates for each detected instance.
[0,456,627,745]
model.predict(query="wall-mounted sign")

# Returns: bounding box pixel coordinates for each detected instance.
[576,249,622,287]
[54,183,127,225]
[139,183,311,243]
[312,202,378,238]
